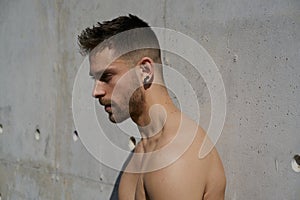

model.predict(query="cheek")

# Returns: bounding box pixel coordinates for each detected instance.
[130,88,144,103]
[111,72,141,103]
[111,84,129,104]
[113,81,140,98]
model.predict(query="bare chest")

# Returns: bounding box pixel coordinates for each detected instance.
[135,175,149,200]
[119,140,164,200]
[119,173,149,200]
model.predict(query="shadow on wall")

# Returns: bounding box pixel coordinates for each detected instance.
[109,171,122,200]
[109,150,134,200]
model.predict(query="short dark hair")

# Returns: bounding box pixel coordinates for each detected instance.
[78,14,161,64]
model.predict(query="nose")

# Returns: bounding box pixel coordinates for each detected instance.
[92,80,106,98]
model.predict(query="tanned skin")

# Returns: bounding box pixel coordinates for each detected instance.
[90,47,226,200]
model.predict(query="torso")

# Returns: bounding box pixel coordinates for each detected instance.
[118,144,148,200]
[118,115,226,200]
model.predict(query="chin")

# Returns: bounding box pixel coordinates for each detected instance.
[108,114,128,124]
[108,117,117,123]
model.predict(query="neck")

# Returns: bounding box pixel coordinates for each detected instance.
[132,85,179,139]
[137,104,167,138]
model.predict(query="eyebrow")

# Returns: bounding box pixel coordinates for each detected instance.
[89,68,115,79]
[89,59,126,78]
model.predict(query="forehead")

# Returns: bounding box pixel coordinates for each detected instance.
[89,47,128,75]
[90,47,115,69]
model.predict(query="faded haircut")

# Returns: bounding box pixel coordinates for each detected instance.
[78,14,161,65]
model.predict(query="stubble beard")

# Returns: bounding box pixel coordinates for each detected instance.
[129,87,145,123]
[109,87,145,123]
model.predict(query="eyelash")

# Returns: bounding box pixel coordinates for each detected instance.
[101,77,110,82]
[90,73,113,83]
[100,74,112,82]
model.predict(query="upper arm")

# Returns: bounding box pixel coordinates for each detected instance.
[144,147,226,200]
[203,150,226,200]
[203,170,226,200]
[144,157,207,200]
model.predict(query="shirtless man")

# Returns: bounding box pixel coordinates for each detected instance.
[78,14,226,200]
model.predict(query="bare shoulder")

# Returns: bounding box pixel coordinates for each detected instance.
[202,147,226,200]
[192,126,226,200]
[144,125,226,200]
[189,126,226,200]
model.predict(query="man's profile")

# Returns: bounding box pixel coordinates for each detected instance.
[78,14,226,200]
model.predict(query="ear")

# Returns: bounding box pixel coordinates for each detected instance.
[137,57,154,87]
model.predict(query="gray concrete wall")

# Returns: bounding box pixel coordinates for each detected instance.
[0,0,299,199]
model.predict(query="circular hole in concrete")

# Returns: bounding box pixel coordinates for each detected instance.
[0,124,3,134]
[128,136,136,151]
[73,130,79,142]
[292,154,300,172]
[35,129,40,141]
[99,174,104,181]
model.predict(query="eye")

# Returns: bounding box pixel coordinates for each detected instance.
[100,73,112,82]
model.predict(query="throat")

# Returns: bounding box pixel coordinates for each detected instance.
[137,104,167,138]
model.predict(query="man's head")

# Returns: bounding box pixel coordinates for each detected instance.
[78,14,161,64]
[78,14,163,123]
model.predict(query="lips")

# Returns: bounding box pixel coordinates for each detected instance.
[99,99,113,113]
[104,104,112,113]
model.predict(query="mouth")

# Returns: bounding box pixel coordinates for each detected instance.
[104,104,112,113]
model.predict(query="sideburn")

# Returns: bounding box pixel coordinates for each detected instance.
[129,87,145,120]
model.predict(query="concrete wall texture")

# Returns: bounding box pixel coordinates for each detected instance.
[0,0,299,199]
